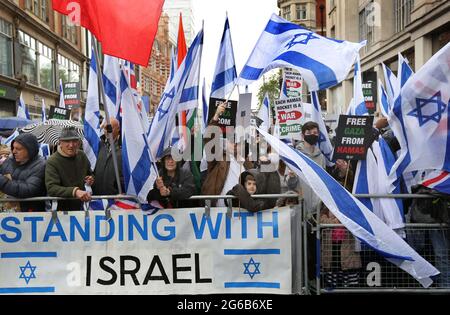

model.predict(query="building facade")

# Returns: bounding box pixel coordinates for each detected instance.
[0,0,87,119]
[163,0,196,47]
[138,14,171,116]
[277,0,327,108]
[326,0,450,115]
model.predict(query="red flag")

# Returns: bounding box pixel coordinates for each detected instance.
[52,0,164,66]
[177,13,188,143]
[177,13,187,67]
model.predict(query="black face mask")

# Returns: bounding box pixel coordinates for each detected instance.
[304,135,319,146]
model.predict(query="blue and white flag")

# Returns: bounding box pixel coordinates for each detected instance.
[378,79,390,117]
[354,138,405,232]
[41,99,47,123]
[169,47,177,83]
[420,170,450,195]
[202,77,209,131]
[237,14,365,91]
[17,93,30,120]
[1,130,19,145]
[83,49,101,171]
[103,55,122,119]
[257,94,271,132]
[382,63,398,107]
[58,79,65,109]
[121,70,158,203]
[258,128,439,288]
[210,17,237,99]
[347,55,369,116]
[38,143,50,160]
[389,42,450,181]
[310,91,334,167]
[148,29,204,159]
[398,53,414,90]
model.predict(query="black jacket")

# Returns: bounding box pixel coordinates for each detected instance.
[147,164,196,208]
[227,169,280,212]
[0,133,46,211]
[93,139,123,196]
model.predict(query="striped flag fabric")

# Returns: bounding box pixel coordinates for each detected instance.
[347,55,369,116]
[389,43,450,182]
[210,16,237,99]
[41,99,47,123]
[148,28,204,159]
[378,79,390,117]
[420,170,450,194]
[310,91,334,166]
[382,63,398,109]
[83,48,101,171]
[102,55,122,119]
[237,14,365,91]
[257,94,271,132]
[258,128,439,288]
[58,79,65,109]
[17,93,30,120]
[121,69,158,202]
[398,53,414,90]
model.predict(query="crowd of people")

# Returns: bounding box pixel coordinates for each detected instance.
[0,103,448,288]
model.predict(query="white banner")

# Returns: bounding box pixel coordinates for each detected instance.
[0,208,292,295]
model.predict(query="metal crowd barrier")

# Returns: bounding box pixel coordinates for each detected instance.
[1,193,448,295]
[308,194,450,295]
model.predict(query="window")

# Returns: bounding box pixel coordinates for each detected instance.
[359,2,375,47]
[38,42,54,90]
[58,54,80,84]
[62,15,78,45]
[25,0,49,23]
[282,5,291,21]
[0,18,13,77]
[296,4,307,20]
[395,0,414,32]
[19,30,38,84]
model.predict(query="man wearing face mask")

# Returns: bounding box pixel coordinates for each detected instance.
[289,121,326,215]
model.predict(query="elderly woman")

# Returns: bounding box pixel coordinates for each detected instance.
[147,147,196,208]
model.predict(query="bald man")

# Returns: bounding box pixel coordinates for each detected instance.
[93,118,124,196]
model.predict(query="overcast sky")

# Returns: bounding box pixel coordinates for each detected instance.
[191,0,279,108]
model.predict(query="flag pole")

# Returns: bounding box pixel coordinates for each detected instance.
[92,36,123,195]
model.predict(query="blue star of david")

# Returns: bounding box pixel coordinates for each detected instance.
[243,257,261,279]
[19,261,37,284]
[407,91,448,126]
[285,32,318,49]
[157,88,175,121]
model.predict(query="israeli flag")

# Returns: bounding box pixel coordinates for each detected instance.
[83,49,101,171]
[382,63,398,108]
[389,42,450,181]
[121,70,158,203]
[257,94,271,132]
[38,143,51,160]
[148,29,204,159]
[398,53,414,90]
[41,99,47,123]
[258,128,439,288]
[310,91,334,167]
[210,17,237,99]
[103,55,122,119]
[1,130,19,145]
[346,55,369,116]
[17,93,30,120]
[169,47,177,83]
[378,79,390,117]
[58,79,65,109]
[237,14,365,91]
[353,138,405,233]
